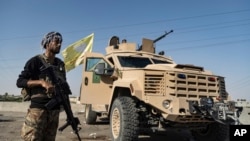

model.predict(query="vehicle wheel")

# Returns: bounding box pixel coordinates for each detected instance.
[191,122,229,141]
[110,96,139,141]
[85,104,97,124]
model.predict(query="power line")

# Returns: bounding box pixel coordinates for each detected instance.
[1,9,250,41]
[165,38,250,52]
[227,77,250,93]
[165,33,250,45]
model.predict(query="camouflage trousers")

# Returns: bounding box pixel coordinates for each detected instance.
[21,108,60,141]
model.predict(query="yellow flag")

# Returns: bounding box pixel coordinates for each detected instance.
[62,33,94,72]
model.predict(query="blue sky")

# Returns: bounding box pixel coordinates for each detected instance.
[0,0,249,101]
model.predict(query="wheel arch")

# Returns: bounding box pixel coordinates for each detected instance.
[108,86,131,114]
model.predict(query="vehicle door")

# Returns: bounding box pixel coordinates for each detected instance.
[79,52,114,105]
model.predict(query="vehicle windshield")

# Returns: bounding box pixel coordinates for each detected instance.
[118,56,152,68]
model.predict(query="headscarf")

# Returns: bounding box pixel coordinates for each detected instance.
[41,31,63,48]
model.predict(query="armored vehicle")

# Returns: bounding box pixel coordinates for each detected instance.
[79,31,250,141]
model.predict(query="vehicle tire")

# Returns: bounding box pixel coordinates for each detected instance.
[110,96,139,141]
[191,122,229,141]
[85,104,97,124]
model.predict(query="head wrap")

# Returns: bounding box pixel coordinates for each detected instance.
[41,31,63,48]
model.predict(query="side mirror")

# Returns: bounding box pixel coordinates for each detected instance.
[94,63,114,75]
[94,63,105,75]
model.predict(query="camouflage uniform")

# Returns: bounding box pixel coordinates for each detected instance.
[21,108,60,141]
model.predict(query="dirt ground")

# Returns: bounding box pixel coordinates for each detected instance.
[0,111,195,141]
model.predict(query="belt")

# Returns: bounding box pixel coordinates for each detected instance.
[30,87,46,94]
[31,93,48,99]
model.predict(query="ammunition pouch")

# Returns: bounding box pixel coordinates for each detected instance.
[21,88,31,101]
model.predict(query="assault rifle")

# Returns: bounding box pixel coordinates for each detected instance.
[40,58,82,141]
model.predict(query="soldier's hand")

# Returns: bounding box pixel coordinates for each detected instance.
[41,80,55,94]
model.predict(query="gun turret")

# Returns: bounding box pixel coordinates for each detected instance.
[137,29,174,52]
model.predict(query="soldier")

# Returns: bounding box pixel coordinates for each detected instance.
[16,31,71,141]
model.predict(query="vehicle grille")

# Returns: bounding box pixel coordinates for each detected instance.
[144,72,165,96]
[144,71,227,98]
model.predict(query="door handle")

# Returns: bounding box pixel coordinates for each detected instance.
[84,77,88,86]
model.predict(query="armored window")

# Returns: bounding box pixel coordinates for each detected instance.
[152,58,172,64]
[118,56,152,68]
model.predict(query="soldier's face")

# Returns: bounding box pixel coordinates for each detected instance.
[48,37,62,54]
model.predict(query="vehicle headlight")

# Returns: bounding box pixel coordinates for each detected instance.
[162,100,171,109]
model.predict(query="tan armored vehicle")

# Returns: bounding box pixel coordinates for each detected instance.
[79,31,250,141]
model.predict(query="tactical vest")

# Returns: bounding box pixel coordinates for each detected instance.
[21,54,66,101]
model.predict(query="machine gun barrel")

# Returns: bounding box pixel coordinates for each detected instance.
[153,30,173,43]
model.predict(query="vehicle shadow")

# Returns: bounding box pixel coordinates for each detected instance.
[138,129,194,141]
[82,116,195,141]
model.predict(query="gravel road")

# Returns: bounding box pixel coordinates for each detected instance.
[0,102,195,141]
